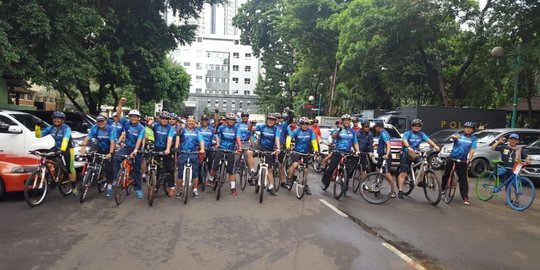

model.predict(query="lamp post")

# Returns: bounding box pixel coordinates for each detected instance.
[308,95,322,117]
[491,46,522,128]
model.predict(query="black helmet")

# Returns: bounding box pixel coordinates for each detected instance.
[464,122,476,129]
[241,111,249,117]
[201,115,209,121]
[352,116,360,123]
[159,111,170,119]
[411,119,423,126]
[360,118,370,127]
[51,111,66,119]
[374,121,384,128]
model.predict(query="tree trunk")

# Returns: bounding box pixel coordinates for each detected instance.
[328,62,338,116]
[111,85,119,113]
[62,88,85,112]
[418,45,449,105]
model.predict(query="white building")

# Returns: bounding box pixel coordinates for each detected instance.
[166,1,260,118]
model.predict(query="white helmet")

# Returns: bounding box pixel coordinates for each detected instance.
[112,112,118,117]
[128,109,141,117]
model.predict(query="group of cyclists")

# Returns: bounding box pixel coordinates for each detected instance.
[33,96,530,206]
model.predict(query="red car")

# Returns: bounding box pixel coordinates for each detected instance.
[0,152,40,198]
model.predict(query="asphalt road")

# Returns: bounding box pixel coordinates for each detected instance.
[1,172,539,270]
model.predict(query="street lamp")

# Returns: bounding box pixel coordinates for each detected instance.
[308,95,315,102]
[491,46,522,128]
[308,95,322,117]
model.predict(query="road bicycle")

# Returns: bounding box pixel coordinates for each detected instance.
[79,152,108,204]
[254,150,278,203]
[214,149,236,201]
[175,150,200,204]
[324,151,357,200]
[358,159,394,204]
[114,155,135,206]
[442,158,467,204]
[351,152,373,193]
[286,151,313,200]
[146,150,168,206]
[401,149,441,206]
[24,151,74,207]
[476,160,536,211]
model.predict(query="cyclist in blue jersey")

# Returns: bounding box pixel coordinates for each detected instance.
[113,109,146,199]
[80,115,116,196]
[235,111,256,184]
[276,108,295,184]
[198,114,215,184]
[34,111,78,194]
[356,119,374,179]
[373,121,396,198]
[112,98,130,142]
[147,111,176,197]
[254,114,282,195]
[210,113,241,196]
[397,119,440,199]
[175,116,205,199]
[284,117,318,194]
[321,114,360,193]
[441,122,478,205]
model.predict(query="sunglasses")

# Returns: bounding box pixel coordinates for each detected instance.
[362,125,369,128]
[412,124,422,127]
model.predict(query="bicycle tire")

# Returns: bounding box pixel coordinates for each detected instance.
[216,163,226,201]
[274,163,281,192]
[475,171,497,201]
[295,168,306,200]
[423,170,441,206]
[359,172,393,204]
[126,177,133,196]
[284,154,292,178]
[80,167,94,204]
[95,165,106,193]
[333,169,345,200]
[184,167,191,205]
[313,155,324,173]
[402,173,414,196]
[114,170,126,206]
[259,168,266,204]
[241,164,248,191]
[147,169,156,207]
[351,167,362,193]
[506,176,536,211]
[24,170,48,207]
[200,160,208,192]
[238,162,245,191]
[444,172,457,204]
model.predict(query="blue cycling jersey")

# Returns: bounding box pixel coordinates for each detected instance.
[377,129,391,155]
[256,124,281,150]
[111,117,129,141]
[178,128,202,151]
[38,124,73,150]
[123,123,145,149]
[402,130,429,152]
[215,125,238,151]
[356,130,374,153]
[334,127,357,152]
[449,133,477,161]
[278,122,290,146]
[151,122,175,149]
[87,125,116,152]
[197,126,214,148]
[235,122,252,142]
[289,128,316,153]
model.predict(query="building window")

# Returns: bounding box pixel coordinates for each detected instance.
[244,90,250,95]
[239,101,243,109]
[245,53,252,58]
[27,94,33,100]
[183,62,190,67]
[197,37,203,42]
[196,76,203,81]
[244,78,251,84]
[245,66,251,72]
[196,63,203,70]
[223,90,229,95]
[232,90,238,95]
[234,40,239,45]
[233,52,239,59]
[196,88,202,93]
[233,77,239,84]
[232,65,239,71]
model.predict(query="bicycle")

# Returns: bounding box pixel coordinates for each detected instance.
[351,152,373,193]
[24,151,74,207]
[254,150,278,203]
[401,149,441,206]
[199,148,214,192]
[79,152,109,204]
[235,149,249,191]
[146,150,168,207]
[174,149,200,204]
[287,151,313,200]
[324,151,357,200]
[358,159,394,204]
[442,158,467,204]
[114,155,135,206]
[213,149,236,201]
[476,161,536,211]
[312,142,328,173]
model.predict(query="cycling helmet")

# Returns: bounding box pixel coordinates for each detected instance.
[463,122,476,129]
[313,119,319,123]
[509,133,519,140]
[274,112,282,118]
[374,121,384,128]
[241,111,249,117]
[51,111,66,119]
[341,114,351,120]
[96,115,107,122]
[411,119,423,126]
[352,116,360,123]
[267,114,277,120]
[226,113,236,120]
[128,109,141,117]
[112,112,118,117]
[159,111,170,119]
[360,118,370,127]
[169,113,177,119]
[201,115,209,121]
[299,117,310,125]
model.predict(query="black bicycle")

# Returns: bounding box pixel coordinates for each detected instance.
[359,159,394,204]
[287,151,314,200]
[235,149,249,191]
[214,149,236,201]
[79,152,108,204]
[146,150,168,206]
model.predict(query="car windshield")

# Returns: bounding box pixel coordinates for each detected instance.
[10,114,49,131]
[527,139,540,148]
[429,129,456,140]
[475,131,500,143]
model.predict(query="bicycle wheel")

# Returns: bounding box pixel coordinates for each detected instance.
[312,155,324,173]
[240,164,248,191]
[259,168,266,204]
[24,170,48,207]
[359,172,393,204]
[126,177,133,196]
[351,167,362,193]
[423,170,441,206]
[274,163,281,192]
[444,172,457,204]
[333,169,346,200]
[475,171,497,201]
[295,168,307,200]
[95,165,106,193]
[147,169,156,207]
[284,154,292,178]
[200,160,208,192]
[216,164,225,201]
[184,167,191,205]
[506,176,536,211]
[114,170,126,206]
[238,162,246,191]
[79,167,94,204]
[402,173,414,196]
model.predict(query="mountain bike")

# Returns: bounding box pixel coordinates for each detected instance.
[351,152,373,193]
[114,155,135,206]
[79,152,108,204]
[287,151,313,200]
[174,150,200,204]
[402,149,441,206]
[476,161,536,211]
[254,150,278,204]
[235,149,249,191]
[442,158,467,204]
[325,151,357,200]
[24,151,74,207]
[146,150,168,206]
[214,149,236,201]
[312,142,328,173]
[199,148,214,192]
[358,159,394,204]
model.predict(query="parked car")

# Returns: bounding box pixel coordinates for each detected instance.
[439,128,540,177]
[0,110,86,169]
[522,139,540,181]
[20,110,95,134]
[0,151,40,198]
[421,129,462,170]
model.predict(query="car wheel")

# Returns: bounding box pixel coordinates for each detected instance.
[469,158,489,178]
[428,153,443,170]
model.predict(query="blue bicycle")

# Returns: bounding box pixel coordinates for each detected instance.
[476,160,536,211]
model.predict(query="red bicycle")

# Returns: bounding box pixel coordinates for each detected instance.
[443,158,467,204]
[114,155,135,206]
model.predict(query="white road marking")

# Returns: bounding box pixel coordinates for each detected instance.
[382,242,427,270]
[319,199,348,218]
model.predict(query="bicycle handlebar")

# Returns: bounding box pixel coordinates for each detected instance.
[30,150,61,158]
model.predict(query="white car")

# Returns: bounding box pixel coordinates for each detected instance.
[0,110,85,168]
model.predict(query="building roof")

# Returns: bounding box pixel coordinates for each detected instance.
[499,96,540,112]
